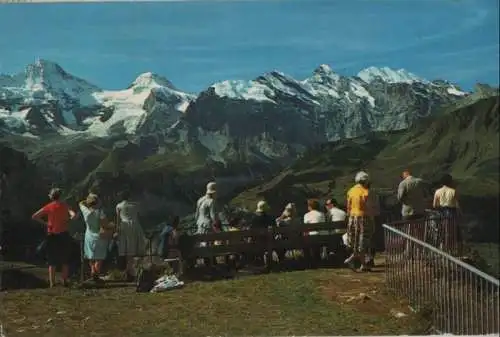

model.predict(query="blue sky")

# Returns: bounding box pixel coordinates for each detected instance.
[0,0,498,93]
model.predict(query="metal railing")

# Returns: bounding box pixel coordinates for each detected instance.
[384,223,500,335]
[386,210,463,256]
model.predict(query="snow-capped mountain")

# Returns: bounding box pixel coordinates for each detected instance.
[1,60,468,164]
[0,59,195,137]
[357,66,425,84]
[169,64,466,163]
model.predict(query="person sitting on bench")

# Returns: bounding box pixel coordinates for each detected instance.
[157,215,180,259]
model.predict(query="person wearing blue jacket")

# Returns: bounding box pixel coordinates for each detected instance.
[157,216,180,258]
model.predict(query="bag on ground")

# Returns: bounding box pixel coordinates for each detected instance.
[136,265,156,293]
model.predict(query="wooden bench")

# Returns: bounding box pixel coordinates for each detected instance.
[177,222,347,274]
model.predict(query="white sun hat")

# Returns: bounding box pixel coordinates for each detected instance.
[206,182,217,195]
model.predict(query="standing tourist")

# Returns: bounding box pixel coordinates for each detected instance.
[31,188,76,287]
[397,170,426,220]
[433,174,462,253]
[345,171,374,272]
[195,182,219,266]
[115,190,146,280]
[195,182,219,234]
[79,193,114,282]
[397,170,427,257]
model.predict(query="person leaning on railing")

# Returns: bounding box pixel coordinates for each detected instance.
[432,173,463,253]
[397,169,427,220]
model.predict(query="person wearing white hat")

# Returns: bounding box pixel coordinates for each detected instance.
[251,200,274,229]
[275,203,298,226]
[345,171,374,272]
[195,182,219,234]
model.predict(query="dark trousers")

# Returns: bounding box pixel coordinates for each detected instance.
[369,216,384,260]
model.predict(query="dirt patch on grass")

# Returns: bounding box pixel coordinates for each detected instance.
[315,258,410,317]
[317,270,409,316]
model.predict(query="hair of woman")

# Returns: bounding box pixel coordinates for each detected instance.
[307,199,320,211]
[118,190,131,201]
[49,188,61,201]
[440,174,453,187]
[86,193,99,207]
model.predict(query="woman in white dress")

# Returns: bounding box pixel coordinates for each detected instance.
[116,190,146,278]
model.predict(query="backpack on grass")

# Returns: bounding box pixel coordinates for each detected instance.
[135,265,156,293]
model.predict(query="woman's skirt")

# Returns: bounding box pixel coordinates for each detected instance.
[118,221,146,257]
[84,230,109,261]
[437,207,461,251]
[347,216,374,254]
[46,231,72,266]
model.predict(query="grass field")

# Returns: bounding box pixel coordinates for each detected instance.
[1,262,427,337]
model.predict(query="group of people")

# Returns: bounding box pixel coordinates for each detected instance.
[24,166,460,287]
[193,169,461,272]
[31,189,146,287]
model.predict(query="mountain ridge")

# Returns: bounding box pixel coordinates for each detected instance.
[231,94,500,243]
[1,60,496,227]
[1,59,467,137]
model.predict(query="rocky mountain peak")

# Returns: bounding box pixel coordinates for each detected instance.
[313,64,336,77]
[24,59,101,93]
[357,66,424,84]
[130,72,177,91]
[26,59,66,81]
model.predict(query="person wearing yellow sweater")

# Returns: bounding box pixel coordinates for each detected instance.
[345,171,375,272]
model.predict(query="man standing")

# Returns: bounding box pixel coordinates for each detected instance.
[397,170,426,220]
[397,170,427,258]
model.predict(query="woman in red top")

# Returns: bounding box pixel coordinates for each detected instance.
[32,188,76,288]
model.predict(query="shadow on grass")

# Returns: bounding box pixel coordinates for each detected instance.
[1,269,48,291]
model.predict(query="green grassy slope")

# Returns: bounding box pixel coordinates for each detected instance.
[3,266,427,336]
